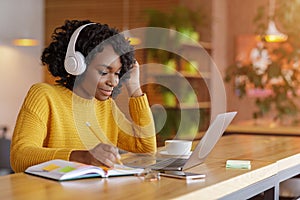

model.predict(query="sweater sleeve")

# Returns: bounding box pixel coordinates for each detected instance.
[116,94,157,153]
[10,84,73,172]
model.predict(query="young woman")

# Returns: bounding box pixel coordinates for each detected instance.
[10,20,156,173]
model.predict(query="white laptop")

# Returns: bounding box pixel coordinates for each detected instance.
[145,111,237,171]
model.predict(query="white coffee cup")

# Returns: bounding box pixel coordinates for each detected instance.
[165,140,192,155]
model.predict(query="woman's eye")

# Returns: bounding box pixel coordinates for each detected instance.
[98,71,107,75]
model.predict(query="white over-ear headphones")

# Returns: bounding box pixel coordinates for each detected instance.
[64,23,95,75]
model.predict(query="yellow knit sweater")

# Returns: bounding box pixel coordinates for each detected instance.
[11,83,156,172]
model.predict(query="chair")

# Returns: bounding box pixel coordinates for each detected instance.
[0,126,13,175]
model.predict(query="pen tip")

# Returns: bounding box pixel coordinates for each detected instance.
[85,122,91,127]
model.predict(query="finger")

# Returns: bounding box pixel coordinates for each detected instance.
[92,150,117,167]
[101,158,115,168]
[91,144,121,165]
[131,59,138,68]
[101,144,119,155]
[103,153,121,167]
[103,147,121,165]
[110,148,121,163]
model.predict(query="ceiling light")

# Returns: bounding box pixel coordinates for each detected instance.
[265,0,288,43]
[265,20,288,43]
[12,38,39,46]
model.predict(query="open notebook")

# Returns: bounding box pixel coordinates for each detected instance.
[25,159,144,181]
[127,112,237,171]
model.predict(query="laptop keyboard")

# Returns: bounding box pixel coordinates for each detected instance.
[149,158,187,170]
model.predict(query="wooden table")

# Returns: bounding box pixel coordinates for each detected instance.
[227,120,300,135]
[1,134,300,200]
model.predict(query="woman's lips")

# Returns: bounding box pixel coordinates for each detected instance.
[99,88,112,96]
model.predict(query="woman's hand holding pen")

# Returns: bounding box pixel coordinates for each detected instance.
[84,122,123,167]
[90,143,122,168]
[125,60,143,97]
[70,144,122,168]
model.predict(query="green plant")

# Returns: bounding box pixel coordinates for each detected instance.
[144,5,205,64]
[225,0,300,124]
[145,5,204,33]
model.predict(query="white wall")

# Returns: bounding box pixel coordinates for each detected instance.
[0,0,44,138]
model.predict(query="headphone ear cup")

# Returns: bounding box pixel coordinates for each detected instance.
[64,51,86,75]
[64,23,95,76]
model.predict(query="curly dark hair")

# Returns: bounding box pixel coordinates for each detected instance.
[41,19,135,97]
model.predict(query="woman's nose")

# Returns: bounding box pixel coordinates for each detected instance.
[106,74,118,87]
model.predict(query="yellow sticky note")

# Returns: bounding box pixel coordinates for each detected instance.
[42,164,60,172]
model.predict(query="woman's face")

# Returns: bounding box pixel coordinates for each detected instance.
[74,45,122,101]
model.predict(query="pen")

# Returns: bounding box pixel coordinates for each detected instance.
[85,122,123,165]
[85,122,104,143]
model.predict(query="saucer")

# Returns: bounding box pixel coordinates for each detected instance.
[159,150,192,156]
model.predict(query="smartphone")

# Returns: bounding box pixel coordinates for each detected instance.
[159,171,205,179]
